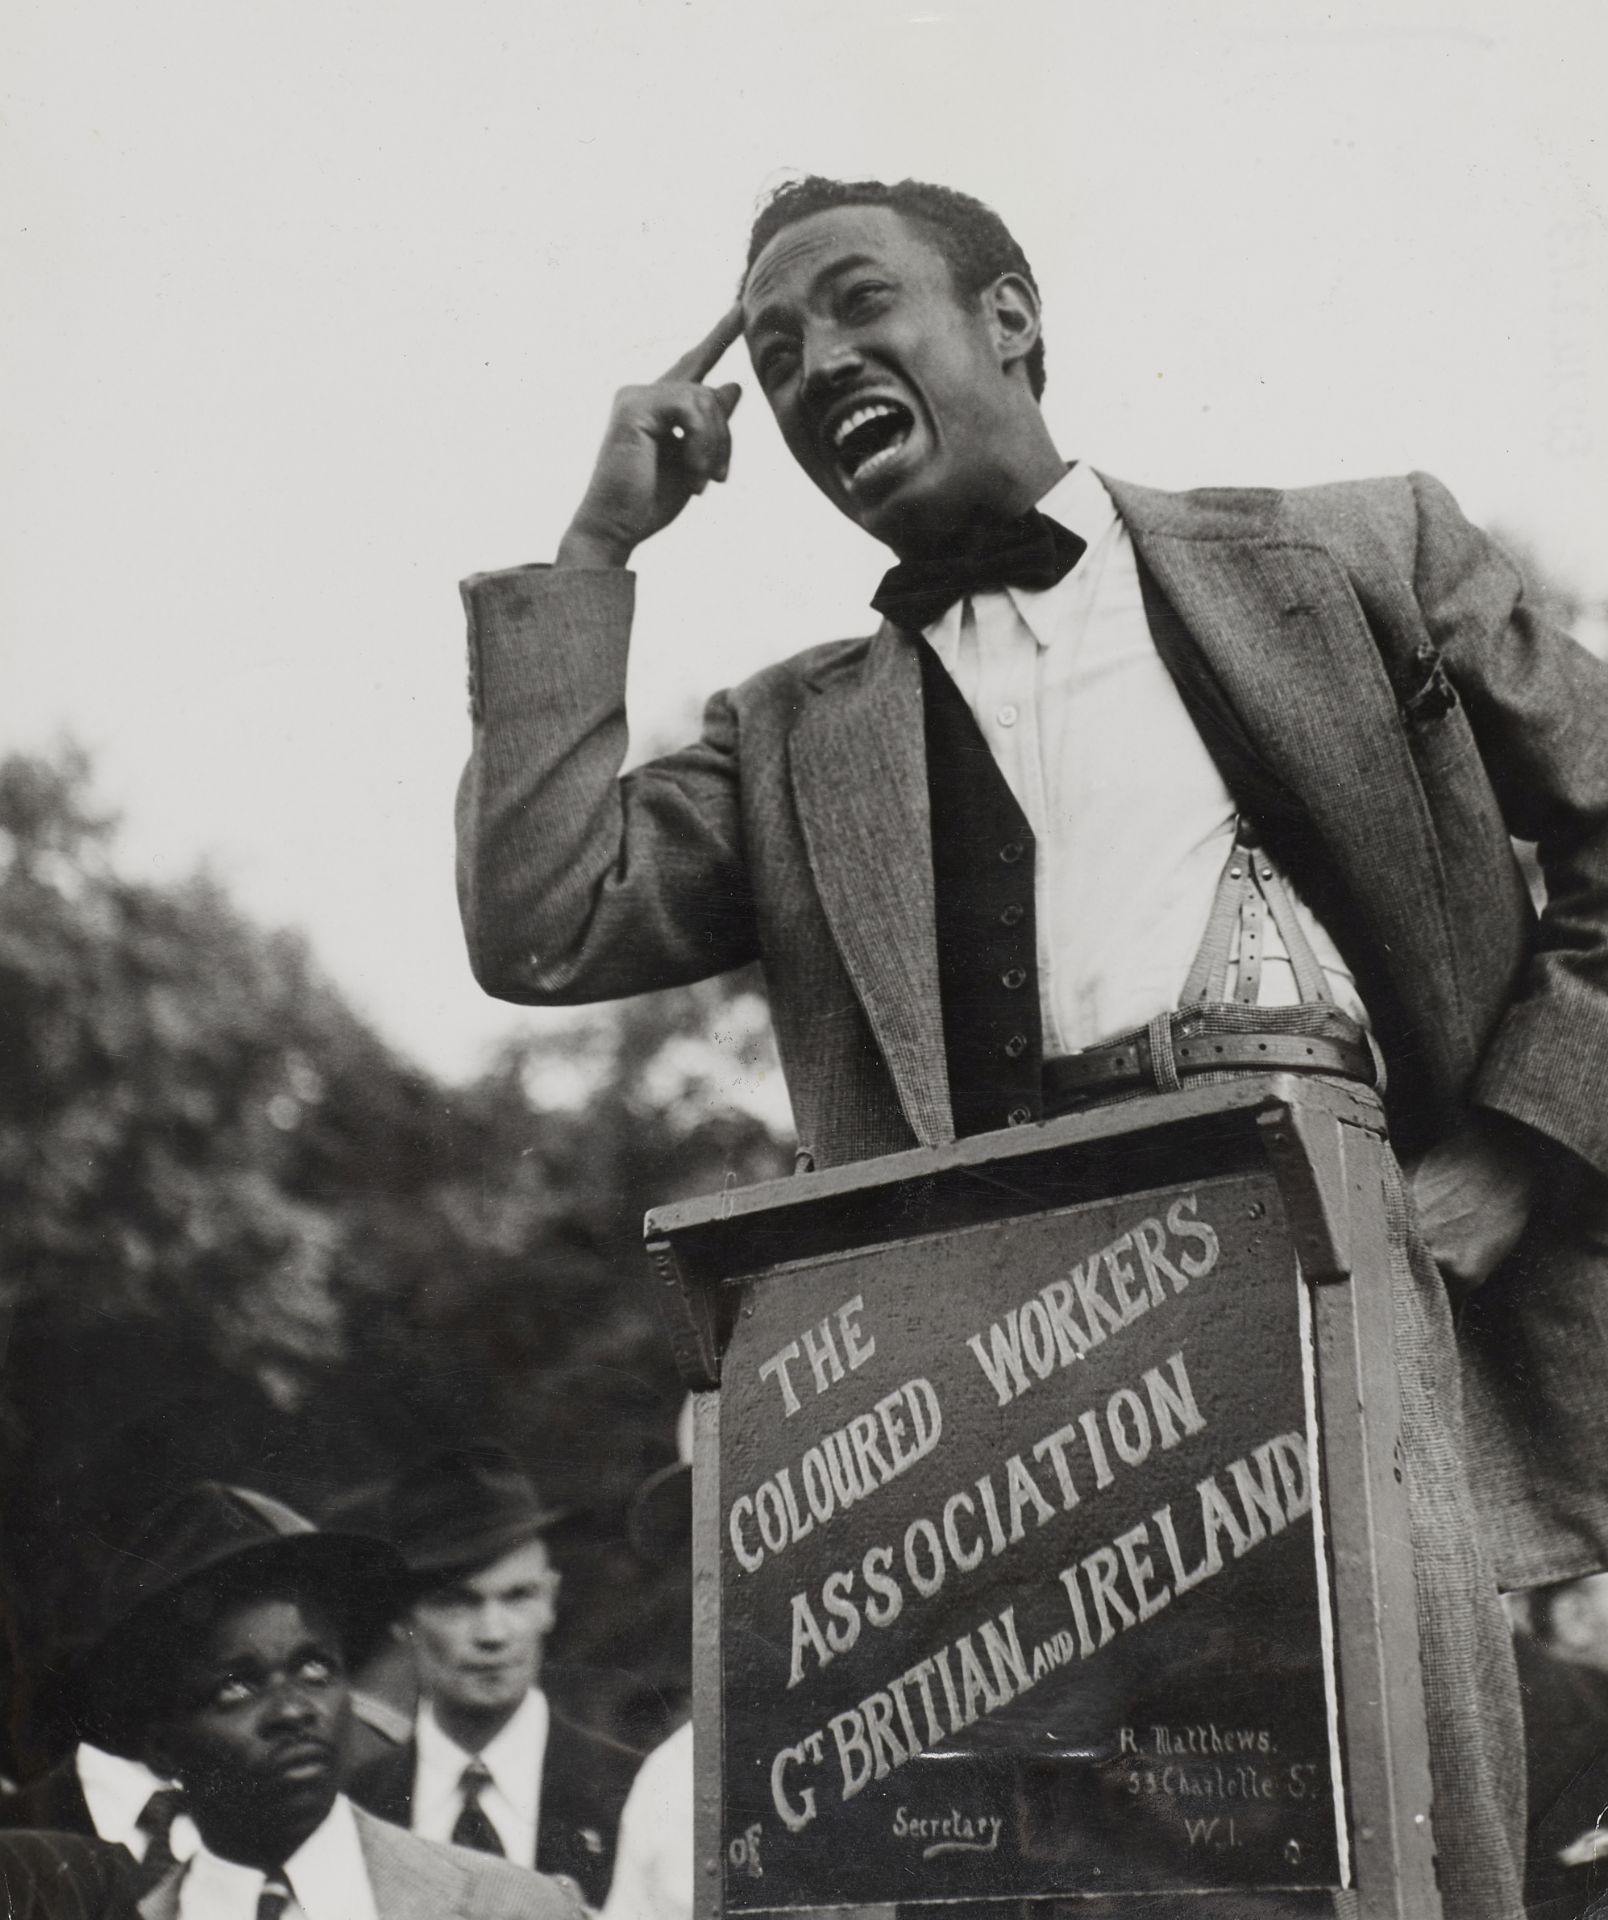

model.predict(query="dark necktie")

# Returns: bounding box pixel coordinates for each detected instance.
[451,1758,505,1856]
[256,1869,294,1920]
[870,508,1086,634]
[132,1785,185,1892]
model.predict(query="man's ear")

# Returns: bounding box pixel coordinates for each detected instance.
[984,273,1042,380]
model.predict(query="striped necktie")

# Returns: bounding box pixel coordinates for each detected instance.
[132,1787,184,1893]
[256,1869,294,1920]
[451,1757,505,1855]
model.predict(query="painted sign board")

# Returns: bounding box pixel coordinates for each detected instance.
[719,1169,1343,1908]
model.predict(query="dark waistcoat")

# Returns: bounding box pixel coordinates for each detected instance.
[918,639,1042,1138]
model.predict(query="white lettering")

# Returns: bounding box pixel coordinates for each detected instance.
[758,1340,803,1415]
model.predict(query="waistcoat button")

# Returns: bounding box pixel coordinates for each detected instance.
[999,841,1024,864]
[1007,1105,1033,1127]
[999,903,1024,927]
[1003,1033,1027,1059]
[1002,967,1027,990]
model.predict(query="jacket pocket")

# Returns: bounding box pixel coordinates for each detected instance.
[1401,643,1481,780]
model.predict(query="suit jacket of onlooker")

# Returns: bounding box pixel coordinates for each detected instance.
[0,1831,138,1920]
[0,1760,96,1838]
[135,1803,573,1920]
[1517,1632,1608,1917]
[347,1706,638,1908]
[455,469,1608,1593]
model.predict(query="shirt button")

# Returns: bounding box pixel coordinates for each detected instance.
[1007,1105,1034,1127]
[1003,1033,1027,1059]
[1002,967,1027,990]
[999,903,1024,927]
[995,704,1019,728]
[999,841,1025,865]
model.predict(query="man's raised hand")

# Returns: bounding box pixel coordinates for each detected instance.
[556,304,745,569]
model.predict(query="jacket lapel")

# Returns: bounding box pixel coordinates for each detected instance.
[358,1805,469,1920]
[1103,472,1465,1050]
[137,1868,182,1920]
[790,627,953,1146]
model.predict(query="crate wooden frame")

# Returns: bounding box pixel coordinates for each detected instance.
[646,1075,1440,1920]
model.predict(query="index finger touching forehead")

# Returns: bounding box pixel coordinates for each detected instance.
[661,303,745,385]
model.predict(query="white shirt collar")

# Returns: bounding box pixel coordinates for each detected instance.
[416,1687,548,1824]
[75,1743,197,1864]
[74,1744,166,1851]
[921,461,1120,659]
[1032,459,1117,551]
[176,1794,377,1920]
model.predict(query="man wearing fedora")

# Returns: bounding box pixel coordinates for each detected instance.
[68,1478,579,1920]
[348,1444,638,1907]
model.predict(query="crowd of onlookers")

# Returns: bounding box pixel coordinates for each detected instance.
[4,1425,1607,1918]
[0,1436,694,1919]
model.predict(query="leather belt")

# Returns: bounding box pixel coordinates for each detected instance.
[1043,1016,1376,1107]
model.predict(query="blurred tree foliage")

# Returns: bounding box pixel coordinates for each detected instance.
[0,744,789,1774]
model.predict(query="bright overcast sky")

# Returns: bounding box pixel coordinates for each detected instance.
[4,0,1605,1083]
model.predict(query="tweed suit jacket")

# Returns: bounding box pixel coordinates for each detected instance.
[135,1802,578,1920]
[455,469,1608,1587]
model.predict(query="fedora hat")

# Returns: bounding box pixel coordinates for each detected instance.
[381,1442,567,1586]
[69,1481,406,1758]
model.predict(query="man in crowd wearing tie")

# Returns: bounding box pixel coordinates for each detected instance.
[347,1443,638,1906]
[0,1722,194,1888]
[63,1478,576,1920]
[453,173,1608,1918]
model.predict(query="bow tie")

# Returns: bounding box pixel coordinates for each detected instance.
[870,509,1086,634]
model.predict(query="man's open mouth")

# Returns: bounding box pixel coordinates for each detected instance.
[829,399,915,485]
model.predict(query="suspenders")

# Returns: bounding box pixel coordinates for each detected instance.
[1040,818,1379,1115]
[1181,817,1336,1009]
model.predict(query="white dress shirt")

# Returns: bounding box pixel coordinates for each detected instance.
[922,462,1365,1054]
[600,1720,691,1920]
[175,1793,378,1920]
[74,1742,198,1865]
[410,1689,548,1868]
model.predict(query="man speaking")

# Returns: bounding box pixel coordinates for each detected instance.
[454,175,1608,1919]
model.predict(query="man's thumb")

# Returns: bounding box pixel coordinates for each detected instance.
[713,382,742,419]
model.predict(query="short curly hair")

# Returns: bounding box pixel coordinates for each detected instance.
[744,175,1047,399]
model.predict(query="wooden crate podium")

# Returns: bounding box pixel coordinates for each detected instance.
[645,1075,1441,1920]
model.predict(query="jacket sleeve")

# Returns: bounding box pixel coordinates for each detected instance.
[454,565,759,1005]
[1410,471,1608,1175]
